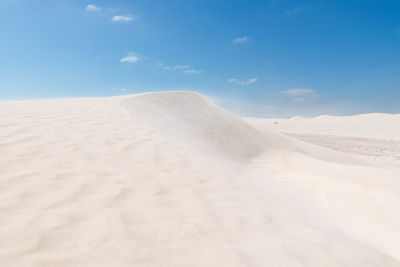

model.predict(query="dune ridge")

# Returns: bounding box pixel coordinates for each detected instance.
[122,91,292,162]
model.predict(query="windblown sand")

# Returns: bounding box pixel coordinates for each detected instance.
[0,92,399,266]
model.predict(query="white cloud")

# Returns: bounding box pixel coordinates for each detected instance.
[228,78,257,85]
[86,4,101,11]
[281,88,319,102]
[285,7,302,15]
[183,69,204,74]
[174,65,190,69]
[157,63,201,73]
[120,52,145,63]
[157,63,171,70]
[232,36,248,43]
[112,15,138,22]
[112,87,128,92]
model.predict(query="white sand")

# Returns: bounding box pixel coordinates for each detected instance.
[247,114,400,141]
[0,91,399,266]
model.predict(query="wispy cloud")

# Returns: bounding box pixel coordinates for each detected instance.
[228,78,257,85]
[158,63,197,72]
[285,7,302,15]
[183,69,204,74]
[120,52,145,63]
[112,15,138,22]
[281,88,319,102]
[85,4,101,12]
[232,36,248,43]
[112,87,129,92]
[174,65,190,69]
[156,62,170,70]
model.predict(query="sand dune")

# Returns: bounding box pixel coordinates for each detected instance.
[248,113,400,141]
[123,91,290,163]
[0,91,399,266]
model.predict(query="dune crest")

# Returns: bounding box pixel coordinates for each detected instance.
[123,91,288,162]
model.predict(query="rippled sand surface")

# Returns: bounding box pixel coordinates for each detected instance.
[1,92,399,266]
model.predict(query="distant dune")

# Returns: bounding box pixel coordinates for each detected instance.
[248,113,400,141]
[0,91,399,266]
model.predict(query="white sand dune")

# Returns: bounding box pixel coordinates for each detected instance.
[122,92,289,163]
[0,91,399,266]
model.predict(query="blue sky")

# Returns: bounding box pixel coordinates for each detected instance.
[0,0,399,116]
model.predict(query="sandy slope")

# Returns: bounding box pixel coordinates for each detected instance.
[0,91,399,266]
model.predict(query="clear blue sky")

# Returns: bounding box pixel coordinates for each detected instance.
[0,0,399,116]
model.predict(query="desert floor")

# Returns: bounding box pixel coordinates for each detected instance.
[0,91,399,266]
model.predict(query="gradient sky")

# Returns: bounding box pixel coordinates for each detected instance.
[0,0,399,116]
